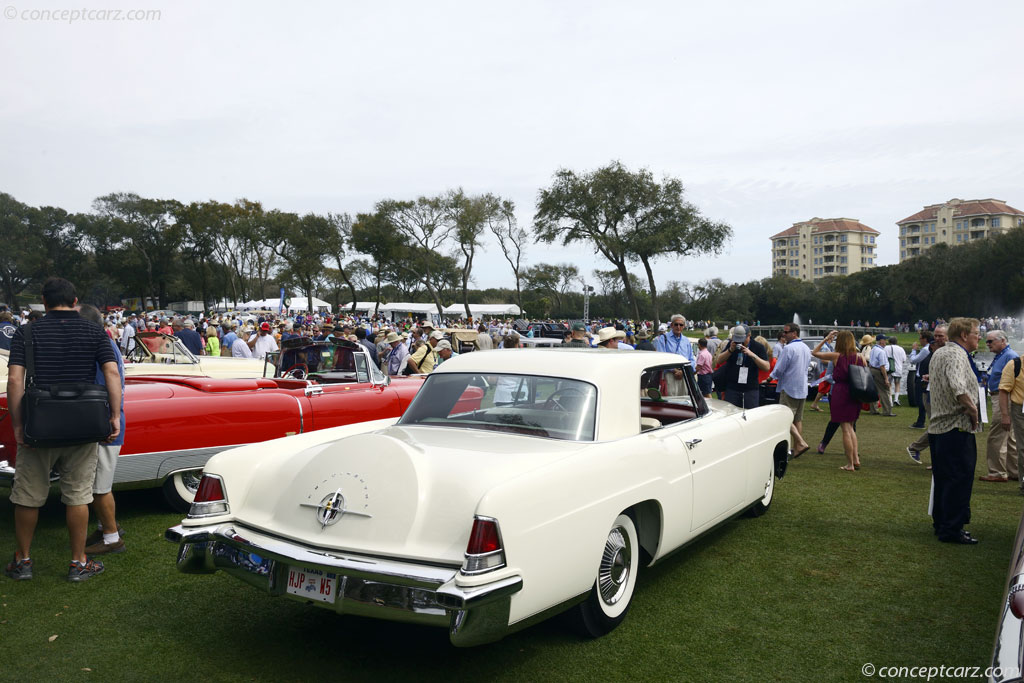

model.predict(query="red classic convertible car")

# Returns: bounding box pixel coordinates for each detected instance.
[0,339,429,510]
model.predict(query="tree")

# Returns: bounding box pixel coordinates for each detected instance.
[626,178,731,325]
[448,189,500,320]
[536,161,730,325]
[0,193,43,309]
[92,193,184,309]
[376,196,453,317]
[487,199,527,312]
[262,211,337,315]
[350,211,408,315]
[523,262,579,315]
[324,213,359,314]
[175,200,236,308]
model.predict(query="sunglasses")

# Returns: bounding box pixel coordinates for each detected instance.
[671,323,685,327]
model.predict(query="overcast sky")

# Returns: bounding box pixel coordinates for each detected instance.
[2,0,1022,293]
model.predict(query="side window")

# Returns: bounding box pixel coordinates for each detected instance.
[353,353,369,383]
[638,364,705,431]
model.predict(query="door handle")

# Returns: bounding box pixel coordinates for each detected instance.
[685,438,702,449]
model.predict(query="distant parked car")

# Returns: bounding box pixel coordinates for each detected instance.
[166,349,791,646]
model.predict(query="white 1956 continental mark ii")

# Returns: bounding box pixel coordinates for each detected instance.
[166,349,793,646]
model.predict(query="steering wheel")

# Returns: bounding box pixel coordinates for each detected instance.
[544,387,585,412]
[282,363,308,379]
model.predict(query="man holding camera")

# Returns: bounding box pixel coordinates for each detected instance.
[715,325,769,410]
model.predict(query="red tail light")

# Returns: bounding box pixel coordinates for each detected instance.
[467,518,501,554]
[187,474,229,518]
[194,474,225,503]
[462,516,506,574]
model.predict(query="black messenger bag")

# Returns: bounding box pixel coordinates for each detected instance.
[20,322,112,448]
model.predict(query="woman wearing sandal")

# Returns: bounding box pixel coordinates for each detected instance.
[813,331,863,471]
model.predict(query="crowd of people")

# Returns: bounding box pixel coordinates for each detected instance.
[4,282,1023,586]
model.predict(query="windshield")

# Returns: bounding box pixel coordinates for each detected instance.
[398,372,597,441]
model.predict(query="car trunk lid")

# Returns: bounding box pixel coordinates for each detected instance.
[234,425,586,564]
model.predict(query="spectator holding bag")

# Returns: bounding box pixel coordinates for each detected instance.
[4,278,121,583]
[812,331,863,472]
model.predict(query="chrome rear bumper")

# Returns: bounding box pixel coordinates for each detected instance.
[166,523,523,646]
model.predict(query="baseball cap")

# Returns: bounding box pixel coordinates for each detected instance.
[429,330,445,340]
[260,322,271,331]
[571,321,586,332]
[730,326,747,343]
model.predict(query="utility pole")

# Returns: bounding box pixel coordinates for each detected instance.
[582,284,593,322]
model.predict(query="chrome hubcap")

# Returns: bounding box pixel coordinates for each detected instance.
[598,526,631,605]
[180,471,203,494]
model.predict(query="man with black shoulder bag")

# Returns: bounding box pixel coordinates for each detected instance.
[4,278,121,583]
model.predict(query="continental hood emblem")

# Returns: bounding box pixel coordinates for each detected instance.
[300,488,372,529]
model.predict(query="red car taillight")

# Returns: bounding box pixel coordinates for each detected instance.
[462,516,506,575]
[187,474,229,518]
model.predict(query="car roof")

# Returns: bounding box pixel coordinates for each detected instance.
[433,348,691,382]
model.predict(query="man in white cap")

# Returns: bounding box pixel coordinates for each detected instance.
[436,339,458,364]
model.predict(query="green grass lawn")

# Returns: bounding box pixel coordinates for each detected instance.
[1,403,1020,682]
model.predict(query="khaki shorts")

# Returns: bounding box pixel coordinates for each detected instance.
[779,391,805,424]
[94,444,122,495]
[10,442,99,507]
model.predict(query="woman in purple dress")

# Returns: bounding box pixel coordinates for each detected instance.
[813,331,863,471]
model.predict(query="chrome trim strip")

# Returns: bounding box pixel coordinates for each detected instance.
[169,523,459,586]
[293,396,305,433]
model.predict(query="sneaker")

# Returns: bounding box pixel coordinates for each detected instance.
[85,537,125,556]
[816,442,826,454]
[85,525,126,547]
[907,446,921,464]
[67,558,105,582]
[910,423,925,429]
[4,556,32,581]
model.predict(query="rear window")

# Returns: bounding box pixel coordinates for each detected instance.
[398,372,597,441]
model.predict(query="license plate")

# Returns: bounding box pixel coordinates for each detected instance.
[285,566,338,604]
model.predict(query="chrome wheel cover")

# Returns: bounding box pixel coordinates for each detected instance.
[598,526,632,606]
[179,470,203,495]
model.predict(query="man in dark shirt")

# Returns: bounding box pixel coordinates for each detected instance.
[0,311,15,352]
[173,318,205,355]
[715,325,770,409]
[354,327,378,366]
[4,278,121,583]
[566,322,591,348]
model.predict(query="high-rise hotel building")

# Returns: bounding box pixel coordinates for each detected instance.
[897,198,1024,261]
[770,217,880,282]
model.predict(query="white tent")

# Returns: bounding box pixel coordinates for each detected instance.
[340,302,383,314]
[287,296,331,313]
[442,303,522,317]
[377,302,441,323]
[234,295,332,313]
